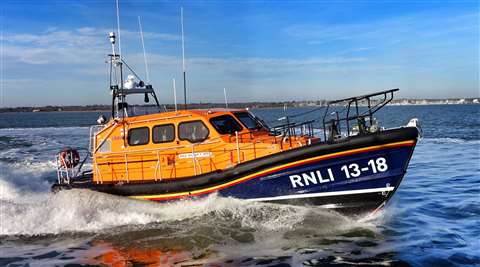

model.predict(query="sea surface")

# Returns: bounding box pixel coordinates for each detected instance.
[0,105,479,267]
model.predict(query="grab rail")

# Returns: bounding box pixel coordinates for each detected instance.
[322,88,398,141]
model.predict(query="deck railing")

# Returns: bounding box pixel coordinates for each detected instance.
[91,130,313,184]
[322,88,398,141]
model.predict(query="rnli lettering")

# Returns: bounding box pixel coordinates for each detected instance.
[289,168,335,188]
[289,157,389,188]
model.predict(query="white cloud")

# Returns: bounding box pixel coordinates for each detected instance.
[285,12,476,47]
[2,26,180,66]
[2,26,178,48]
[123,53,367,78]
[4,44,103,65]
[3,26,367,76]
[76,27,96,34]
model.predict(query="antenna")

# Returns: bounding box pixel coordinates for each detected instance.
[223,87,228,109]
[109,32,116,56]
[108,31,118,88]
[138,16,150,83]
[173,78,178,111]
[115,0,122,59]
[181,6,187,109]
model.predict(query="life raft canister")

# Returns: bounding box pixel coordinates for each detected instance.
[58,148,80,168]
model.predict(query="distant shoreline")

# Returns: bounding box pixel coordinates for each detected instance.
[0,98,478,113]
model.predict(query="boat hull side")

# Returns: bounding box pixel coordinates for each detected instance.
[53,127,418,214]
[135,140,415,214]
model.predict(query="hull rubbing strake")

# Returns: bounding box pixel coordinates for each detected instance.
[246,187,395,202]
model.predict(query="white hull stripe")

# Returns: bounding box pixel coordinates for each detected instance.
[246,187,395,202]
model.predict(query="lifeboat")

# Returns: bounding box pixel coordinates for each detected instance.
[52,32,420,216]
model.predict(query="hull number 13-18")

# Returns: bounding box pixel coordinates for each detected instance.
[341,157,388,179]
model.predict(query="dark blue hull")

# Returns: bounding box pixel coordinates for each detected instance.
[219,140,415,214]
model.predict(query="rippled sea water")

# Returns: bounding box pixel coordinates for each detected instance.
[0,105,479,267]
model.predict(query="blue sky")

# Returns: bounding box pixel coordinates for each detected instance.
[1,0,478,107]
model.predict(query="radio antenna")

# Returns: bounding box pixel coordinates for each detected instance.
[115,0,122,59]
[138,16,150,83]
[223,88,229,109]
[181,6,187,109]
[173,78,178,111]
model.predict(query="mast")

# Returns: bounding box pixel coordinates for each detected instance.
[113,0,126,118]
[108,32,121,118]
[138,16,150,83]
[106,0,164,119]
[181,6,187,109]
[115,0,122,60]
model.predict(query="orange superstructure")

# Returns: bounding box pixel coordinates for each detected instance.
[91,109,316,183]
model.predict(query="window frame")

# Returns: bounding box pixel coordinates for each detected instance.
[209,114,244,135]
[152,123,176,144]
[178,120,210,143]
[127,126,150,146]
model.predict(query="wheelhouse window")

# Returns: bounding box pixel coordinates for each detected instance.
[210,115,243,135]
[234,112,263,130]
[179,121,210,143]
[98,139,111,153]
[152,124,175,143]
[128,127,149,146]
